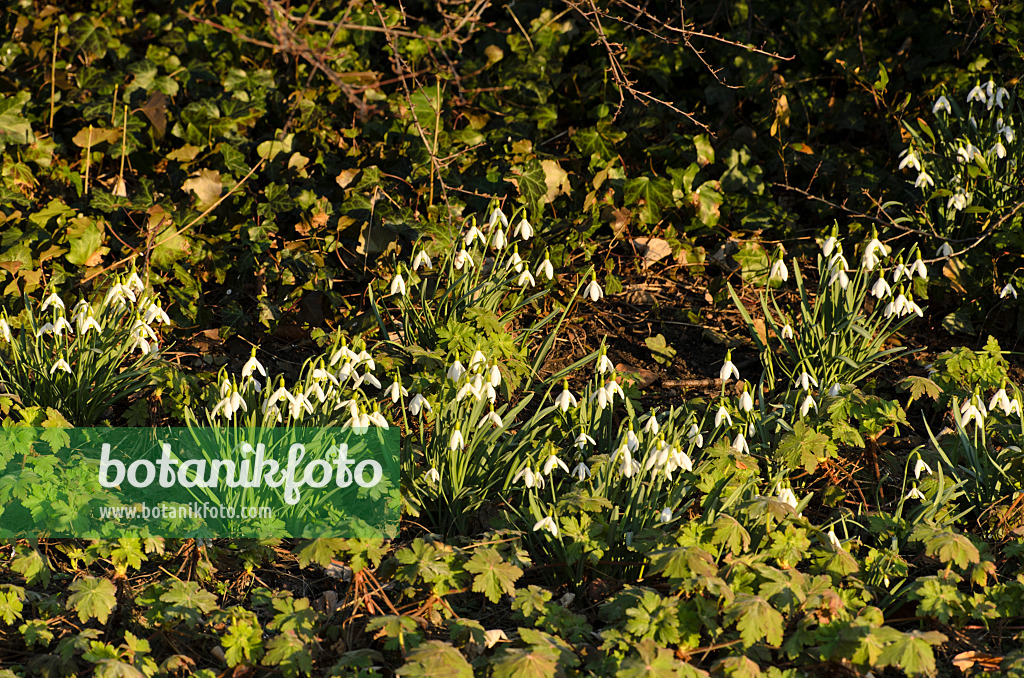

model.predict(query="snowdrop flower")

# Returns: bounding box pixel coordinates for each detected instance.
[480,406,503,429]
[51,317,73,337]
[657,507,673,524]
[488,364,501,388]
[467,350,485,370]
[967,83,987,104]
[0,318,10,342]
[384,380,408,404]
[424,468,440,485]
[770,259,788,282]
[390,273,406,296]
[715,405,732,428]
[908,257,928,280]
[605,379,624,404]
[688,424,704,447]
[288,391,314,420]
[905,486,926,501]
[618,447,639,478]
[643,415,660,435]
[625,428,640,453]
[41,290,65,312]
[212,388,247,420]
[596,351,614,374]
[959,397,986,429]
[104,283,136,308]
[532,516,558,537]
[905,296,924,318]
[862,235,889,270]
[777,486,798,509]
[355,372,381,390]
[409,393,431,415]
[827,529,843,551]
[937,242,954,258]
[781,323,794,340]
[50,357,72,374]
[572,462,591,480]
[827,383,841,397]
[913,458,933,480]
[447,358,466,382]
[453,249,473,270]
[799,394,817,417]
[829,267,850,289]
[517,269,536,287]
[457,377,482,402]
[488,208,509,230]
[542,454,569,475]
[992,85,1009,110]
[490,228,507,250]
[412,250,432,271]
[555,382,578,411]
[956,143,978,164]
[932,95,951,115]
[821,236,838,257]
[513,218,533,240]
[142,300,171,325]
[871,277,892,299]
[514,466,542,489]
[574,432,596,449]
[242,348,266,379]
[739,388,753,413]
[897,147,921,171]
[506,248,524,273]
[731,433,749,454]
[991,141,1007,159]
[584,275,603,302]
[720,351,739,382]
[463,224,484,247]
[990,388,1013,415]
[796,372,818,391]
[125,270,145,296]
[537,255,554,281]
[449,427,465,451]
[1000,283,1018,299]
[914,171,934,189]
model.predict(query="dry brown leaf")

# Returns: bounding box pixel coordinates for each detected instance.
[182,169,223,209]
[615,363,657,389]
[632,237,672,268]
[952,650,1003,673]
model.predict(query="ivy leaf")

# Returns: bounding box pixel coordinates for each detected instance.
[779,421,832,474]
[0,92,33,146]
[396,640,472,678]
[507,160,547,207]
[464,548,523,603]
[624,176,672,224]
[725,594,785,648]
[67,577,118,624]
[693,182,722,226]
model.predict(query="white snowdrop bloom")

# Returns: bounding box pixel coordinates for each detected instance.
[739,389,753,413]
[618,447,639,478]
[506,250,524,273]
[937,242,954,258]
[125,270,145,295]
[517,269,536,287]
[800,394,817,418]
[657,507,673,524]
[643,415,660,435]
[480,408,503,429]
[242,349,266,379]
[821,236,838,257]
[585,277,603,302]
[959,400,985,430]
[425,467,440,485]
[491,228,507,250]
[450,428,465,450]
[625,429,640,453]
[575,432,596,449]
[453,249,473,270]
[537,257,554,281]
[719,355,739,382]
[672,448,694,472]
[305,380,327,403]
[796,372,818,391]
[513,466,540,489]
[212,389,247,420]
[781,323,794,339]
[409,393,431,415]
[908,258,928,280]
[464,224,484,247]
[748,421,755,436]
[489,208,509,230]
[488,364,502,388]
[484,381,497,403]
[447,359,466,382]
[991,141,1007,159]
[592,384,609,411]
[1000,283,1018,299]
[905,298,924,318]
[0,318,11,342]
[597,353,615,374]
[862,248,883,271]
[288,392,314,420]
[829,251,850,271]
[104,283,136,308]
[384,380,408,404]
[513,218,533,240]
[914,458,933,480]
[533,516,558,537]
[827,529,843,551]
[688,424,703,448]
[142,300,171,325]
[390,273,406,296]
[356,349,376,371]
[731,433,749,454]
[572,462,591,480]
[967,83,987,104]
[605,379,624,403]
[456,379,481,403]
[51,317,72,337]
[905,486,926,501]
[470,350,487,369]
[41,291,65,312]
[948,191,969,211]
[51,357,72,374]
[956,143,978,164]
[871,278,891,299]
[715,406,732,428]
[770,259,788,282]
[893,262,910,283]
[777,486,798,509]
[914,171,934,189]
[992,85,1009,110]
[356,372,381,390]
[1008,398,1022,417]
[412,250,432,271]
[897,147,921,171]
[932,96,951,115]
[542,454,569,475]
[989,388,1013,415]
[827,383,841,397]
[555,385,578,412]
[1003,124,1015,143]
[829,267,850,289]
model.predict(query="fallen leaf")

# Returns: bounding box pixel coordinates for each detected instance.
[615,363,658,389]
[631,237,672,268]
[139,91,169,137]
[540,159,570,203]
[182,169,223,209]
[952,651,1003,673]
[336,168,359,188]
[71,126,122,148]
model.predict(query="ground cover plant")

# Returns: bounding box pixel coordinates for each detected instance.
[1,0,1024,675]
